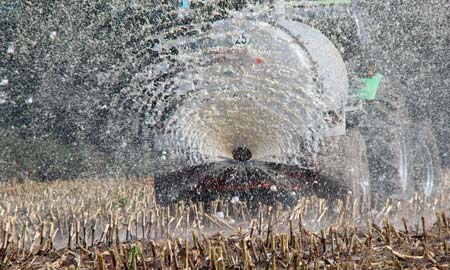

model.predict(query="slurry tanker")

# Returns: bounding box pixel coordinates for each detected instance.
[153,0,442,206]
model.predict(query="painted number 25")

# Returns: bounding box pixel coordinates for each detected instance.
[235,34,248,45]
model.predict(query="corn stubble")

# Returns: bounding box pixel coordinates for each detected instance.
[0,178,449,269]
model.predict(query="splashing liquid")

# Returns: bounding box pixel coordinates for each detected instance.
[151,16,348,171]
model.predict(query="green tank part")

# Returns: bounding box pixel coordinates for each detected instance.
[354,72,383,100]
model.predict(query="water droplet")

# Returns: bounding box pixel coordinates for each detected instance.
[215,211,224,219]
[231,196,239,204]
[49,31,57,40]
[6,43,15,54]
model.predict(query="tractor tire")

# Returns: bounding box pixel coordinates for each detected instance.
[402,123,442,198]
[361,123,442,201]
[359,78,442,200]
[316,129,370,201]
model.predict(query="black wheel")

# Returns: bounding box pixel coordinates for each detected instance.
[154,170,182,206]
[359,78,442,200]
[401,123,442,198]
[154,165,206,206]
[361,123,442,200]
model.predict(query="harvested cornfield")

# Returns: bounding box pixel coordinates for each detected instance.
[0,178,449,269]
